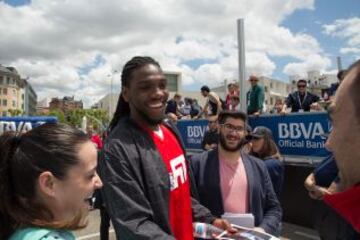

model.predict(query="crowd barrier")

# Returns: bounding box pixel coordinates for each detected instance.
[0,116,58,135]
[177,112,331,163]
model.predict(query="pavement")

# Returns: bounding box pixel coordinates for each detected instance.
[73,210,320,240]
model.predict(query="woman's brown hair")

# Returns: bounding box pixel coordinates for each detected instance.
[250,129,282,160]
[0,123,90,239]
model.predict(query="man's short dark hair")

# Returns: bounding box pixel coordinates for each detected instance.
[218,110,247,124]
[347,59,360,123]
[337,70,347,81]
[200,85,210,93]
[297,79,307,86]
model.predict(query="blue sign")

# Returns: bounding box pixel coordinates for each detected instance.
[177,112,331,158]
[248,112,331,157]
[176,119,208,150]
[0,116,58,135]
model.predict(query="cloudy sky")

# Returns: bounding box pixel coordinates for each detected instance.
[1,0,359,107]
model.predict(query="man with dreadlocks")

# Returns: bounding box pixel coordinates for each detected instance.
[98,56,234,240]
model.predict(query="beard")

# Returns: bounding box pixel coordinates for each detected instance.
[133,103,165,126]
[219,132,246,152]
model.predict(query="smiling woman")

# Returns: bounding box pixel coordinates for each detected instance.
[0,123,103,240]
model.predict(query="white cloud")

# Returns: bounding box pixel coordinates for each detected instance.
[0,0,331,107]
[323,17,360,57]
[283,54,331,77]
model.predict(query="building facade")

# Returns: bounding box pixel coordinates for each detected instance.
[49,96,83,113]
[0,66,37,116]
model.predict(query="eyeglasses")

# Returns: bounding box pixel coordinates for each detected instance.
[297,85,306,88]
[208,121,217,124]
[220,123,244,133]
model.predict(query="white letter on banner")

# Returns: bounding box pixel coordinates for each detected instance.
[312,122,325,139]
[23,122,33,132]
[6,122,17,132]
[290,123,302,139]
[278,123,289,138]
[300,122,312,139]
[170,155,187,190]
[187,126,194,137]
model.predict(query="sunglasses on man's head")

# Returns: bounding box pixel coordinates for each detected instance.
[297,85,306,88]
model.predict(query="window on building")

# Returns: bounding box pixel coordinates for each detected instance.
[3,99,7,106]
[264,86,268,92]
[270,97,273,105]
[265,100,268,104]
[164,73,178,92]
[270,82,273,88]
[3,88,7,95]
[2,111,7,117]
[12,100,16,107]
[0,88,2,95]
[0,76,3,84]
[6,77,11,85]
[22,93,24,100]
[11,79,15,85]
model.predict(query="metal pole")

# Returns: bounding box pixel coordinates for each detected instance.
[237,19,247,113]
[336,56,342,71]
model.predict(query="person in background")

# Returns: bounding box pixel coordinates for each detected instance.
[323,59,360,235]
[87,125,103,150]
[281,79,320,113]
[248,127,284,199]
[229,95,240,111]
[166,112,178,124]
[270,98,284,114]
[201,115,219,151]
[225,83,238,110]
[328,70,347,99]
[179,97,192,118]
[247,75,264,116]
[0,123,103,240]
[99,56,234,240]
[189,98,201,119]
[165,93,182,118]
[191,111,282,236]
[199,85,223,117]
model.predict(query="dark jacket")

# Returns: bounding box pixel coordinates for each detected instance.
[285,91,320,112]
[247,85,264,114]
[98,117,215,240]
[201,130,219,150]
[263,158,284,199]
[190,150,282,236]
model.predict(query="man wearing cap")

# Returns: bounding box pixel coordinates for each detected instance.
[323,59,360,235]
[281,79,320,113]
[190,111,282,236]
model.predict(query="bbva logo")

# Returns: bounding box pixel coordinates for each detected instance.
[278,122,325,139]
[187,125,208,138]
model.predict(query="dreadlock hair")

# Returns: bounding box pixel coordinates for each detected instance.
[108,56,162,131]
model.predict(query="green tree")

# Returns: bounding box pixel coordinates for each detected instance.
[8,109,23,116]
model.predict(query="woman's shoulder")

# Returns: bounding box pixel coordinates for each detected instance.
[9,228,75,240]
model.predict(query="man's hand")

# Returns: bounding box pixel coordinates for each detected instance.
[304,173,332,200]
[253,227,266,233]
[212,218,237,237]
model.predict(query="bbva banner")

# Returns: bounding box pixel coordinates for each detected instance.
[176,112,331,157]
[0,116,58,135]
[248,112,331,157]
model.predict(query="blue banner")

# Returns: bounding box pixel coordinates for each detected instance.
[176,119,208,150]
[0,116,58,135]
[177,112,331,157]
[249,112,331,157]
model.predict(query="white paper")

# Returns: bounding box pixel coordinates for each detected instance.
[221,212,255,228]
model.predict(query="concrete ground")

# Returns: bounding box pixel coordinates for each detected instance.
[73,210,320,240]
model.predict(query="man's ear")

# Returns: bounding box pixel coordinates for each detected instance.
[122,88,130,102]
[38,171,57,197]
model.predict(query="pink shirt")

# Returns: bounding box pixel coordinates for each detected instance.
[219,156,249,213]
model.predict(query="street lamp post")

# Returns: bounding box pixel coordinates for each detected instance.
[108,70,118,120]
